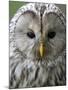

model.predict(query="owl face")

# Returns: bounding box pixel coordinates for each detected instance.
[15,4,65,62]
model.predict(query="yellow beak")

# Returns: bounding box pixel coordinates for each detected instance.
[39,42,44,57]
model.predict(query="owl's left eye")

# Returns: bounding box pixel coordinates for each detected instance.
[48,31,56,39]
[27,31,35,39]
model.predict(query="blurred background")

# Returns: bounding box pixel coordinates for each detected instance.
[9,1,66,21]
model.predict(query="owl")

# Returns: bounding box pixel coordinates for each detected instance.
[9,3,66,88]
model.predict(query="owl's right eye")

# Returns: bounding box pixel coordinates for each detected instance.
[27,31,35,39]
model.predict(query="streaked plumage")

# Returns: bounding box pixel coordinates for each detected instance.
[9,3,66,88]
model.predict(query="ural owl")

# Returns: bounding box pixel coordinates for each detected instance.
[9,3,66,88]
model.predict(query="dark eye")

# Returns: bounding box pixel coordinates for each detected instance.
[48,31,56,39]
[27,31,35,39]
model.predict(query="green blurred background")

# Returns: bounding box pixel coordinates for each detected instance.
[9,1,66,21]
[9,1,27,20]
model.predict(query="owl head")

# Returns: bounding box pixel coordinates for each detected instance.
[10,3,65,62]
